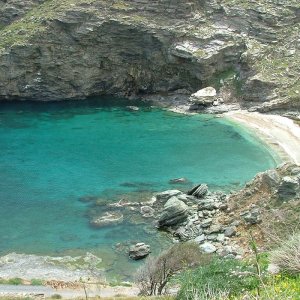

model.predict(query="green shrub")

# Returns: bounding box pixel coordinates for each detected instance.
[30,278,44,285]
[177,258,260,299]
[135,242,210,296]
[8,277,23,285]
[51,294,62,299]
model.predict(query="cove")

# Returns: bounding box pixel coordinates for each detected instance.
[0,97,277,279]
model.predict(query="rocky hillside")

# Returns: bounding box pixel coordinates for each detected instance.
[0,0,299,112]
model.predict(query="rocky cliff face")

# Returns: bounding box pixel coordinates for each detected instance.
[0,0,299,111]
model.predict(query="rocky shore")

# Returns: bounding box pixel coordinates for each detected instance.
[78,162,300,262]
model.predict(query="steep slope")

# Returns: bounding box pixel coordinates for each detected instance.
[0,0,299,112]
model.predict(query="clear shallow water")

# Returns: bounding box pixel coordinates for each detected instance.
[0,97,277,279]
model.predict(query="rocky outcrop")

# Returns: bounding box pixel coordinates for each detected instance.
[129,243,151,260]
[158,197,189,227]
[0,0,298,112]
[0,0,46,26]
[277,176,300,200]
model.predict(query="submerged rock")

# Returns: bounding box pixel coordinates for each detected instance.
[90,211,123,228]
[129,243,151,260]
[158,197,188,227]
[140,206,155,218]
[169,177,188,184]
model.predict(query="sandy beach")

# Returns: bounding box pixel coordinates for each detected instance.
[225,111,300,165]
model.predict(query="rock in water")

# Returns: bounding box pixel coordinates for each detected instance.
[158,197,188,227]
[90,212,123,228]
[189,87,217,106]
[169,177,188,184]
[129,243,151,260]
[187,184,208,199]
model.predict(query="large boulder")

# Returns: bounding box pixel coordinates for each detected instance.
[129,243,151,260]
[187,184,208,199]
[277,176,299,199]
[158,197,189,227]
[90,211,123,228]
[189,87,217,106]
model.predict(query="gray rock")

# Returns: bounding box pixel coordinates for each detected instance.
[198,200,216,211]
[224,227,236,237]
[217,234,225,243]
[189,87,217,106]
[187,184,208,199]
[90,212,123,228]
[291,167,300,175]
[201,218,213,228]
[200,242,217,253]
[155,190,183,203]
[241,208,261,225]
[261,169,281,188]
[194,234,206,244]
[129,243,151,260]
[277,176,299,199]
[158,197,188,227]
[208,224,222,234]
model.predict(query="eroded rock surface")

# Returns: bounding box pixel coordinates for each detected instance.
[0,0,298,112]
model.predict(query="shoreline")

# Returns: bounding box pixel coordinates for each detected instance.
[224,110,300,165]
[1,107,300,298]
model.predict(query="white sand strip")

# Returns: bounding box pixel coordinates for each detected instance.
[224,111,300,165]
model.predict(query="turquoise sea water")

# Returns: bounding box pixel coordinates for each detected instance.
[0,97,277,278]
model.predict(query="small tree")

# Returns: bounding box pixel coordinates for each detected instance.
[135,242,210,296]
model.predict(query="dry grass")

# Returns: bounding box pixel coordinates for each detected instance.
[269,232,300,274]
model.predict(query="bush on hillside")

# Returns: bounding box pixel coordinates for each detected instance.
[177,258,260,300]
[135,242,209,296]
[269,232,300,274]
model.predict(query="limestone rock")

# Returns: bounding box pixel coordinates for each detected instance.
[158,197,188,227]
[129,243,151,260]
[189,87,217,106]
